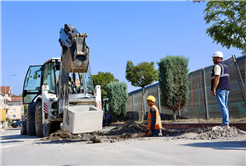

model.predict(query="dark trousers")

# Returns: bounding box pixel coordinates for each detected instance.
[152,129,163,137]
[103,119,111,127]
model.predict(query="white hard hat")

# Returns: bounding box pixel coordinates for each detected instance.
[212,51,223,58]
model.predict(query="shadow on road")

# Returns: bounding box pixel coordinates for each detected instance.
[1,128,40,140]
[1,134,40,140]
[183,141,246,151]
[34,139,90,145]
[1,140,24,144]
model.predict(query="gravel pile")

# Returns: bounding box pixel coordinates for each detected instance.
[40,120,245,143]
[182,126,245,140]
[163,126,246,141]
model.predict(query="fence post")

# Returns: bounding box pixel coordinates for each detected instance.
[132,93,135,120]
[144,91,146,119]
[144,89,148,120]
[232,55,246,104]
[157,84,161,114]
[202,68,209,119]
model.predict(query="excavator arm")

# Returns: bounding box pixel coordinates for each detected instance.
[57,23,91,115]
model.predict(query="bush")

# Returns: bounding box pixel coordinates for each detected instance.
[158,55,190,121]
[107,81,128,121]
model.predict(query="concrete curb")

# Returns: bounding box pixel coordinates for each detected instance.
[110,123,246,130]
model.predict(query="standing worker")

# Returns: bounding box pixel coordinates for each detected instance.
[145,95,163,137]
[211,51,230,129]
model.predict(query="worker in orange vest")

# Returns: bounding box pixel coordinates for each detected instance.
[145,95,163,137]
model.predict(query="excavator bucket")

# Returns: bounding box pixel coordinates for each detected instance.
[61,36,89,73]
[59,23,89,73]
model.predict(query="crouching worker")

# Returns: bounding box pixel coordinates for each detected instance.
[145,95,163,137]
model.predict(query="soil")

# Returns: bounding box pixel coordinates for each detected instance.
[40,120,246,143]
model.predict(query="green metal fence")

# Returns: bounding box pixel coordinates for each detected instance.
[126,55,246,121]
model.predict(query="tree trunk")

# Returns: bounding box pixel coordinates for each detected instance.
[141,87,145,122]
[173,110,176,121]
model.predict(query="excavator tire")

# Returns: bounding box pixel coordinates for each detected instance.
[26,102,36,136]
[20,122,27,135]
[49,122,61,134]
[35,101,43,137]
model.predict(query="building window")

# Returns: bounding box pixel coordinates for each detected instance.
[12,115,16,118]
[9,103,19,106]
[12,109,16,112]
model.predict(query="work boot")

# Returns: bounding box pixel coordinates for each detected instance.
[220,123,230,129]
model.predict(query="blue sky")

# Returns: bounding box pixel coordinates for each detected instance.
[1,1,243,96]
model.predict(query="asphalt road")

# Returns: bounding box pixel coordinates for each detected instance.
[1,128,245,165]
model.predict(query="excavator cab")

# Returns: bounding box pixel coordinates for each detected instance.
[23,65,42,104]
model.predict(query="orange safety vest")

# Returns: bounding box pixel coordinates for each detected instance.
[147,105,162,130]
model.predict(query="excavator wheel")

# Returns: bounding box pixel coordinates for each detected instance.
[20,121,27,135]
[49,122,61,134]
[35,101,44,137]
[26,102,36,136]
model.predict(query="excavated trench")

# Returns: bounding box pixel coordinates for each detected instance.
[40,120,246,143]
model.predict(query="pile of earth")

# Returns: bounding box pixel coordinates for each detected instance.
[41,128,110,143]
[40,120,245,143]
[105,120,146,138]
[165,126,245,140]
[40,120,146,143]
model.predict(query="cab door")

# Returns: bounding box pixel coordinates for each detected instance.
[23,65,42,104]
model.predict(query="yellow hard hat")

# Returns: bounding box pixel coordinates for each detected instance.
[146,95,155,103]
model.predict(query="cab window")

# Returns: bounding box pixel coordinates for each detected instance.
[43,62,56,93]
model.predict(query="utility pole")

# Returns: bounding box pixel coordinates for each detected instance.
[4,74,16,128]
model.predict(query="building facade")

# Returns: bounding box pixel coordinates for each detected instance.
[0,91,4,108]
[0,86,12,115]
[7,97,24,121]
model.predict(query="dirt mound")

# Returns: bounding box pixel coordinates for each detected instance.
[40,120,245,143]
[165,126,246,140]
[195,126,244,140]
[40,127,101,142]
[106,120,146,138]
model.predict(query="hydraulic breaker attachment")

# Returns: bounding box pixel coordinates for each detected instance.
[59,23,89,73]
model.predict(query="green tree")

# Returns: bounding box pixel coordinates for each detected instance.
[92,72,119,100]
[12,93,22,97]
[191,0,206,3]
[204,1,246,53]
[107,81,128,121]
[126,61,158,122]
[157,55,189,121]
